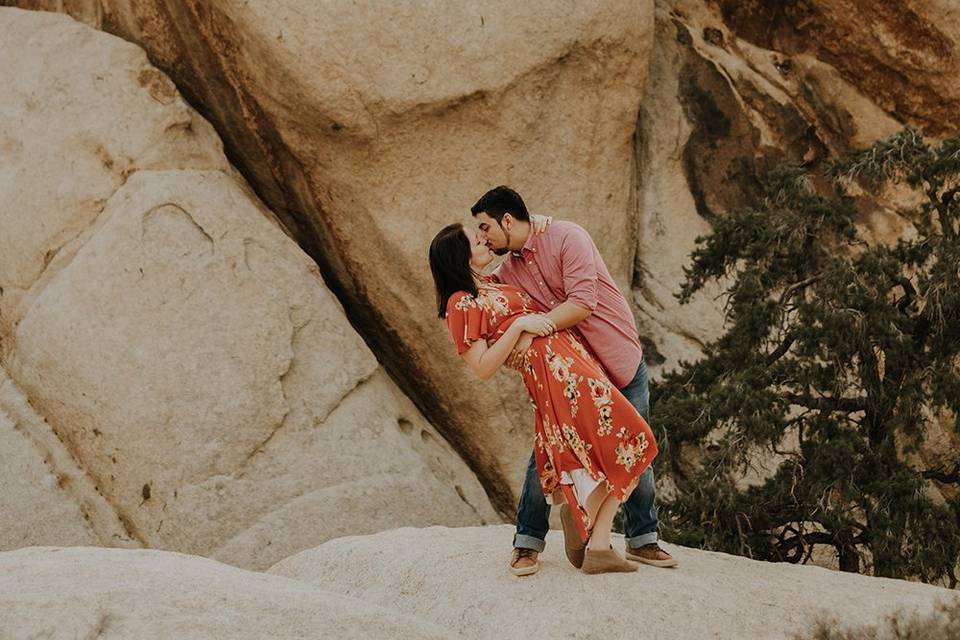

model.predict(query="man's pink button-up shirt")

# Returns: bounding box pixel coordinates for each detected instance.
[495,220,643,389]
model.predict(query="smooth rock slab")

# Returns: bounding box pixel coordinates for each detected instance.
[270,525,956,640]
[0,546,447,640]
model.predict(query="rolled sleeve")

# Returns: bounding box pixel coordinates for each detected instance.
[560,226,599,311]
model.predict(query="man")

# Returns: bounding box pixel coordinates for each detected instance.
[471,185,677,576]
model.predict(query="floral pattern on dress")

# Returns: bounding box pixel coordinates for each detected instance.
[561,422,595,475]
[588,377,614,436]
[615,434,650,472]
[545,343,582,417]
[477,288,512,325]
[444,280,658,542]
[565,332,593,361]
[454,294,478,311]
[543,414,565,454]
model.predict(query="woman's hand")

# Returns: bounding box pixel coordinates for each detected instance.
[507,332,534,369]
[530,214,553,234]
[514,314,556,337]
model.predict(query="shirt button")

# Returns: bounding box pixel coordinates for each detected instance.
[538,281,544,285]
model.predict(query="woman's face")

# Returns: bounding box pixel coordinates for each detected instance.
[465,227,494,270]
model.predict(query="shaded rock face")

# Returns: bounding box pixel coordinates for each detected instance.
[711,0,960,135]
[0,9,496,569]
[2,0,658,512]
[631,0,959,369]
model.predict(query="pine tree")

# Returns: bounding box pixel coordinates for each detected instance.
[653,128,960,586]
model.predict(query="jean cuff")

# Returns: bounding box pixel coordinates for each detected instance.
[625,532,658,548]
[513,534,546,553]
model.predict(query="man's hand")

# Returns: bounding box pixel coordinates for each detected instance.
[530,214,553,234]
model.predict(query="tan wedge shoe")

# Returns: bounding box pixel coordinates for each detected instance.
[581,547,638,574]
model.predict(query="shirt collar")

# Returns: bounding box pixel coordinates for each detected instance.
[511,228,538,257]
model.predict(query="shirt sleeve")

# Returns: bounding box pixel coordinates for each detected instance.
[560,225,599,311]
[445,292,490,354]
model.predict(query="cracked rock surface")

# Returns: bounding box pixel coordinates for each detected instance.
[0,8,496,570]
[631,0,960,370]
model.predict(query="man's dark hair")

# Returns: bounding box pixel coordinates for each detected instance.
[429,223,478,318]
[470,185,530,225]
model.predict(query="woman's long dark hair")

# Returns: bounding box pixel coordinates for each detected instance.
[429,223,478,318]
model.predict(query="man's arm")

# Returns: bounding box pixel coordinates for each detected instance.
[545,301,592,331]
[508,225,599,359]
[546,225,598,330]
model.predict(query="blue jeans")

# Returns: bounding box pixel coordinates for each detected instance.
[513,358,658,552]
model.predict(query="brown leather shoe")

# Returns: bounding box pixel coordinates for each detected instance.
[581,547,638,574]
[625,543,678,568]
[510,548,540,576]
[559,504,587,569]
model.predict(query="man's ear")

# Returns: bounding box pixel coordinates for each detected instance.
[501,212,515,230]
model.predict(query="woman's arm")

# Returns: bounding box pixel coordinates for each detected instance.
[461,315,553,381]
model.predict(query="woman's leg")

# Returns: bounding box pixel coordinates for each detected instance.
[583,475,637,550]
[586,493,621,551]
[581,484,621,549]
[581,486,637,574]
[583,484,606,528]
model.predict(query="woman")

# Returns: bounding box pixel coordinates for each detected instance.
[429,222,658,574]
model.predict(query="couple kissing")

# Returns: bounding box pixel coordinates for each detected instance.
[429,186,677,576]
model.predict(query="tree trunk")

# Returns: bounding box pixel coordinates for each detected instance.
[838,544,860,573]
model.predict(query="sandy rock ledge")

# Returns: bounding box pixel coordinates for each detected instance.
[270,525,957,640]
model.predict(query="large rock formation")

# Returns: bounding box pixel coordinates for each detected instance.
[0,8,496,569]
[0,371,107,548]
[6,0,958,509]
[0,0,659,511]
[3,0,958,528]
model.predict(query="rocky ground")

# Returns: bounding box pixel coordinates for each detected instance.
[3,525,955,640]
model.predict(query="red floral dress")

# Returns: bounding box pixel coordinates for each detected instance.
[446,281,658,541]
